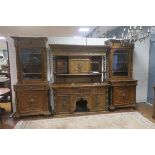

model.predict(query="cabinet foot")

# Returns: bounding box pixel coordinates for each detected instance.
[108,106,116,111]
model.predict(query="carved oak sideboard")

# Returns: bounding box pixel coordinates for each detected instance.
[51,83,110,115]
[49,44,110,115]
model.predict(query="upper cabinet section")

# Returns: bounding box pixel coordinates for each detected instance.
[49,44,110,56]
[12,37,47,83]
[49,44,110,83]
[105,39,134,80]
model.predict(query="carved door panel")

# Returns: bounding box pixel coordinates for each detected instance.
[55,95,71,114]
[92,94,106,111]
[113,86,134,105]
[17,91,48,113]
[69,59,90,74]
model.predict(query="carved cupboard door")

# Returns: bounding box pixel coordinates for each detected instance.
[17,90,48,113]
[112,86,134,105]
[92,94,106,111]
[55,95,71,114]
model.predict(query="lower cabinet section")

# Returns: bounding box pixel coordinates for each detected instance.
[109,80,137,109]
[52,83,109,115]
[14,83,50,117]
[13,81,137,117]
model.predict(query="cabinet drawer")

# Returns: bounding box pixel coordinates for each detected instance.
[15,85,49,91]
[92,87,105,93]
[111,80,137,86]
[54,88,80,94]
[80,88,90,94]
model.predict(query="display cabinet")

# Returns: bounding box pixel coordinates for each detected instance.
[13,37,50,117]
[106,40,137,110]
[49,44,110,115]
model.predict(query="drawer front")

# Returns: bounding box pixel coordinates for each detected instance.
[92,87,106,93]
[111,81,137,86]
[80,88,90,95]
[112,86,135,105]
[15,85,49,91]
[17,90,48,113]
[22,85,48,90]
[54,88,90,95]
[55,88,80,94]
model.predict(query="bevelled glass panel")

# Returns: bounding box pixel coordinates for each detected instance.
[20,48,42,80]
[112,50,129,76]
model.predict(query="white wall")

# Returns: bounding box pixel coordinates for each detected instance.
[7,36,17,112]
[48,37,108,45]
[0,41,8,70]
[0,41,7,50]
[133,37,150,102]
[48,37,86,45]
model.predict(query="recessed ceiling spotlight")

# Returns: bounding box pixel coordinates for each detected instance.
[0,36,6,40]
[79,28,90,32]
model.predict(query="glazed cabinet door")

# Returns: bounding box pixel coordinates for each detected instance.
[20,48,42,80]
[109,49,132,80]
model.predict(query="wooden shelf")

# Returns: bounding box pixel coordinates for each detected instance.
[113,71,128,73]
[55,73,102,76]
[23,73,41,74]
[51,82,110,88]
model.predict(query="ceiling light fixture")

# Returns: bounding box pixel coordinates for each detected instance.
[79,28,90,32]
[121,26,155,44]
[0,36,6,40]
